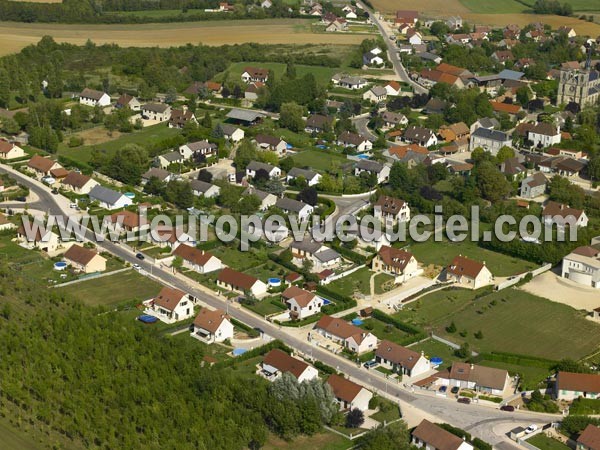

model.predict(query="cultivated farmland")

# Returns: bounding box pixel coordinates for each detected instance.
[0,19,367,57]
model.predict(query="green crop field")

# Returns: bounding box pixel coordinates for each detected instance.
[396,287,600,360]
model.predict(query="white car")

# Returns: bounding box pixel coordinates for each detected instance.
[132,263,142,271]
[525,425,538,434]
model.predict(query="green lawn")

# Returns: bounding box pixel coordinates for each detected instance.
[399,287,600,360]
[219,61,343,86]
[0,416,49,450]
[167,331,231,363]
[57,270,163,307]
[291,149,349,173]
[360,316,409,344]
[374,273,395,295]
[370,397,401,423]
[246,296,288,317]
[405,238,538,277]
[58,123,181,164]
[409,338,464,370]
[478,359,550,391]
[263,431,351,450]
[211,246,268,272]
[527,434,570,450]
[327,267,373,297]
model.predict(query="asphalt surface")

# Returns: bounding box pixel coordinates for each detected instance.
[0,164,560,446]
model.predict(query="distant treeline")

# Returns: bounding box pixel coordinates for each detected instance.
[0,0,305,23]
[531,0,573,16]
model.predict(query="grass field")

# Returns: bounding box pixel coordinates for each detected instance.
[291,149,349,173]
[263,432,350,450]
[220,61,342,86]
[58,123,180,164]
[0,19,367,57]
[405,238,537,277]
[478,358,550,390]
[397,287,600,360]
[57,270,163,306]
[360,316,410,344]
[527,434,570,450]
[327,266,373,297]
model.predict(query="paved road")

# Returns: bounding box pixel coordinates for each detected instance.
[0,164,560,447]
[358,1,428,96]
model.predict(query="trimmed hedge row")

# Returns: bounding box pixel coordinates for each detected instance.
[473,351,557,369]
[330,242,368,265]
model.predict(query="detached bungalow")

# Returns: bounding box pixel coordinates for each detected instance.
[63,244,107,273]
[173,244,222,274]
[115,93,141,111]
[246,161,281,179]
[287,167,322,187]
[88,185,132,210]
[190,180,220,198]
[255,134,288,156]
[326,374,373,411]
[437,362,510,396]
[555,371,600,400]
[372,245,418,283]
[445,255,493,289]
[354,160,390,184]
[191,308,233,343]
[375,340,430,377]
[260,349,319,383]
[314,315,378,354]
[16,224,62,255]
[542,201,588,228]
[337,131,372,152]
[142,103,171,122]
[141,167,172,185]
[61,171,99,195]
[79,88,110,107]
[217,267,268,297]
[305,114,333,133]
[157,151,184,169]
[276,197,314,222]
[412,420,474,450]
[0,140,25,160]
[220,124,245,142]
[282,285,323,320]
[146,286,195,323]
[169,109,197,129]
[363,86,388,103]
[106,210,148,233]
[242,186,277,211]
[27,155,62,178]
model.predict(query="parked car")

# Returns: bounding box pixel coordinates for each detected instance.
[135,253,145,260]
[500,405,515,412]
[363,360,379,370]
[132,263,141,271]
[439,386,447,393]
[525,425,538,434]
[457,397,471,404]
[450,387,460,394]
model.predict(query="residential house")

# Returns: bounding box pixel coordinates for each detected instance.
[106,210,148,234]
[325,18,348,32]
[542,201,588,228]
[217,267,268,297]
[490,101,521,117]
[363,51,384,66]
[27,155,62,178]
[337,131,373,152]
[141,167,173,185]
[245,82,264,101]
[395,9,418,24]
[469,127,512,154]
[190,180,220,198]
[438,122,469,142]
[374,195,410,223]
[289,238,341,272]
[372,245,418,283]
[147,287,195,323]
[246,161,281,179]
[16,225,62,255]
[386,144,429,165]
[334,75,367,90]
[354,160,390,184]
[0,214,15,231]
[220,123,245,142]
[577,424,600,450]
[438,362,510,395]
[282,285,323,320]
[173,244,222,273]
[287,167,322,187]
[446,16,463,29]
[150,226,195,250]
[412,419,474,450]
[88,185,132,210]
[407,29,423,45]
[305,114,333,133]
[260,349,319,383]
[314,315,378,354]
[241,67,269,83]
[276,197,314,222]
[555,371,600,400]
[562,246,600,289]
[255,134,288,156]
[191,308,233,343]
[528,123,561,148]
[342,5,357,18]
[157,151,184,169]
[445,255,493,289]
[0,140,25,160]
[142,103,171,122]
[61,171,99,194]
[179,140,218,160]
[418,69,464,89]
[402,126,438,148]
[63,244,107,273]
[537,156,585,177]
[424,98,448,115]
[520,172,547,198]
[362,86,388,103]
[499,157,527,178]
[169,109,197,129]
[470,117,500,134]
[79,88,111,107]
[491,50,514,65]
[326,374,373,412]
[384,81,402,96]
[242,186,276,211]
[184,81,222,95]
[115,94,141,111]
[375,340,430,377]
[380,111,408,129]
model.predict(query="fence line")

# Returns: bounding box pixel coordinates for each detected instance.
[51,267,131,288]
[431,334,479,357]
[495,263,552,291]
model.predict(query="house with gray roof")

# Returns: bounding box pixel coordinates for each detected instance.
[179,141,218,160]
[363,86,388,103]
[157,151,185,169]
[354,160,391,184]
[246,161,281,179]
[88,185,132,210]
[520,172,547,198]
[142,167,173,184]
[142,103,171,121]
[276,197,314,222]
[286,167,321,187]
[242,186,277,211]
[219,123,245,142]
[289,238,341,272]
[226,108,265,124]
[469,127,512,154]
[190,180,220,198]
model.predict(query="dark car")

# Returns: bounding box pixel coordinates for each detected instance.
[135,253,145,260]
[457,397,471,404]
[500,405,515,412]
[451,386,460,394]
[363,360,379,370]
[51,188,59,195]
[439,386,447,393]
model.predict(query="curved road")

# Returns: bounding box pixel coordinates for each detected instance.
[0,164,558,448]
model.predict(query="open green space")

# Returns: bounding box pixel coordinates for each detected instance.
[374,273,395,295]
[211,246,268,272]
[396,287,600,360]
[291,149,349,173]
[527,434,570,450]
[57,269,163,307]
[263,431,351,450]
[360,316,410,344]
[326,266,372,297]
[0,415,49,450]
[405,238,538,277]
[409,338,463,370]
[245,296,288,317]
[219,61,343,86]
[58,123,181,164]
[370,397,402,423]
[477,359,550,391]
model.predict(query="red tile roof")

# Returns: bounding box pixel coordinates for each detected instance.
[154,287,186,312]
[557,371,600,393]
[326,374,366,403]
[193,308,229,333]
[447,255,487,279]
[263,349,310,379]
[217,267,259,291]
[173,244,214,266]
